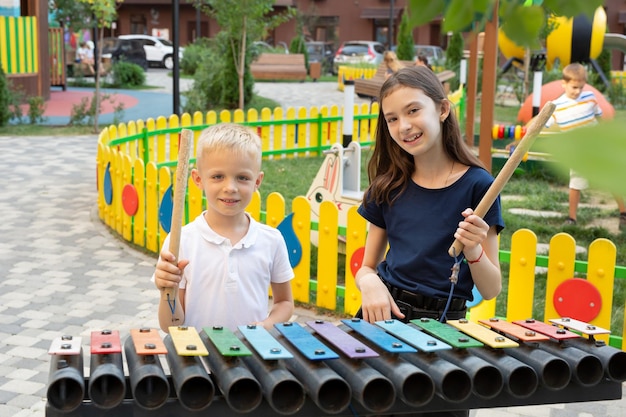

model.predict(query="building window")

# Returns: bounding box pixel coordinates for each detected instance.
[130,14,147,35]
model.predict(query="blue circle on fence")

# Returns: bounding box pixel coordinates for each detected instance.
[159,185,174,233]
[277,213,302,267]
[104,163,113,205]
[466,286,483,308]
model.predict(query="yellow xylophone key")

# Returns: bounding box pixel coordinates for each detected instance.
[130,328,168,355]
[549,317,610,336]
[447,319,519,348]
[479,318,550,342]
[168,326,209,356]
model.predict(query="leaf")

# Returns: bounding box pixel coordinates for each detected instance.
[499,5,544,49]
[534,121,626,196]
[542,0,604,18]
[442,0,476,33]
[407,0,446,28]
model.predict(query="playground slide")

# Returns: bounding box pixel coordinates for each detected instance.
[604,33,626,54]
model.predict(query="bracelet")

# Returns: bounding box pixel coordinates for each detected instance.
[467,247,484,264]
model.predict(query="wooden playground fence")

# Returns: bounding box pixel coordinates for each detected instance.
[96,106,626,349]
[0,15,39,74]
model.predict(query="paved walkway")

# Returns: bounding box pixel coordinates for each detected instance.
[0,70,624,417]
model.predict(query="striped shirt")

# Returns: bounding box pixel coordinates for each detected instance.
[545,90,602,131]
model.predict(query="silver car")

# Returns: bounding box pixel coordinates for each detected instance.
[332,41,385,75]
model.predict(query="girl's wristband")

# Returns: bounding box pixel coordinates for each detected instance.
[467,247,484,264]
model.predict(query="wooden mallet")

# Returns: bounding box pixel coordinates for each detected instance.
[162,128,193,317]
[448,101,556,258]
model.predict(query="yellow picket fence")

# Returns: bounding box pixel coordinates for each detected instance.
[96,106,626,349]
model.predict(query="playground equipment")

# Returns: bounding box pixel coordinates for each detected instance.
[499,7,608,74]
[305,141,363,231]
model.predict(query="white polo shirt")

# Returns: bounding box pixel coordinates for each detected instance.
[159,212,294,331]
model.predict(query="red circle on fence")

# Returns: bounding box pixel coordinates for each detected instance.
[122,184,139,216]
[350,247,365,278]
[553,278,602,323]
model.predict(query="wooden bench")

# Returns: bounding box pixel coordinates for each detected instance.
[250,53,307,81]
[354,61,455,100]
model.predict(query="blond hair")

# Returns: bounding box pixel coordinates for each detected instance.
[562,63,587,83]
[383,51,403,73]
[196,123,262,170]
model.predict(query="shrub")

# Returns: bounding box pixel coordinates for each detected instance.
[446,32,464,91]
[110,61,146,88]
[0,66,9,126]
[289,35,308,69]
[27,96,46,124]
[180,38,211,76]
[395,11,414,61]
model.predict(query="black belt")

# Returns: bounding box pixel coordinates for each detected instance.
[382,279,466,312]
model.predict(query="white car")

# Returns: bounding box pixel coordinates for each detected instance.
[119,34,184,70]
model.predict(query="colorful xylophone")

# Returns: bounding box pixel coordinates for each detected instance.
[492,124,527,140]
[46,317,626,416]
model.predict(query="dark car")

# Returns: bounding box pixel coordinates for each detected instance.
[306,41,334,74]
[101,37,148,69]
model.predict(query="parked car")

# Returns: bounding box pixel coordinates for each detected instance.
[414,45,445,65]
[332,41,385,75]
[101,37,148,69]
[306,41,334,74]
[119,34,184,70]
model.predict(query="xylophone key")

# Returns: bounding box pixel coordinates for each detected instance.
[237,325,305,414]
[199,327,262,413]
[414,319,504,400]
[375,320,472,403]
[274,323,352,414]
[478,319,571,391]
[47,336,84,413]
[88,330,125,409]
[124,329,170,410]
[275,322,339,360]
[163,334,214,411]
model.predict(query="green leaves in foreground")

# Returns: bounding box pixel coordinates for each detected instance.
[535,120,626,196]
[406,0,604,49]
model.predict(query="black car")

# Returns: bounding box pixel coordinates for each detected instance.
[101,37,148,69]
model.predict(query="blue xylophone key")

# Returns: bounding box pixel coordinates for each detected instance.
[375,319,452,353]
[341,318,417,353]
[275,322,339,360]
[238,324,293,360]
[307,320,379,359]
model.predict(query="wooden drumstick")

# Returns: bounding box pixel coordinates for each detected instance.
[448,101,556,258]
[162,128,193,312]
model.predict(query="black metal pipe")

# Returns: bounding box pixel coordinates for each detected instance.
[469,347,538,398]
[536,342,604,387]
[566,338,626,382]
[436,348,504,399]
[46,351,85,413]
[324,352,396,413]
[404,352,472,403]
[240,352,306,415]
[281,352,352,414]
[504,344,571,390]
[88,351,125,409]
[123,336,170,410]
[337,324,435,407]
[199,330,263,413]
[163,335,215,411]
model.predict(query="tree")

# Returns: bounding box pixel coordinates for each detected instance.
[445,32,464,90]
[199,0,294,109]
[78,0,120,132]
[408,0,625,196]
[395,10,414,62]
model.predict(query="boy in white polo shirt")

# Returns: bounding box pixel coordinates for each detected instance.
[153,123,294,332]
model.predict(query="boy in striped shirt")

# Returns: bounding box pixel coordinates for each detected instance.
[546,63,625,228]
